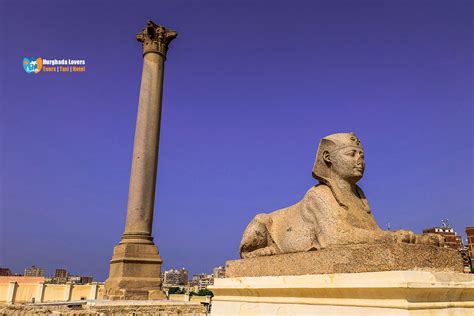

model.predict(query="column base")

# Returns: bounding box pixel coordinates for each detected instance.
[104,242,166,300]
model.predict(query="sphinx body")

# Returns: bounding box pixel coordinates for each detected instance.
[240,133,443,259]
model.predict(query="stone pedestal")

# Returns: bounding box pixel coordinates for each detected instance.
[104,244,166,300]
[210,271,474,315]
[226,243,464,277]
[104,20,177,300]
[213,244,469,314]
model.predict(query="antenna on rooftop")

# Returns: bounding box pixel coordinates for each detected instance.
[441,219,450,229]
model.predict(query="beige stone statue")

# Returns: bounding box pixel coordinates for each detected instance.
[240,132,444,259]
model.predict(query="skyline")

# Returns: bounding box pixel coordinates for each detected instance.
[3,220,472,279]
[2,264,222,279]
[1,0,472,281]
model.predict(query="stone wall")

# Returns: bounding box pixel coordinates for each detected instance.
[0,301,208,315]
[168,293,211,304]
[210,271,474,316]
[0,281,103,304]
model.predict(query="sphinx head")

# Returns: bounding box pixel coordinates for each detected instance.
[313,132,365,185]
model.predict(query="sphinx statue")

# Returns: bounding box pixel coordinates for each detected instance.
[240,132,444,259]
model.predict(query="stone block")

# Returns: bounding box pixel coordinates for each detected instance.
[210,271,474,315]
[105,242,165,300]
[226,243,463,277]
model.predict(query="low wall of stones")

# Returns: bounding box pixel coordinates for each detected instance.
[0,301,208,315]
[168,294,211,304]
[0,281,104,304]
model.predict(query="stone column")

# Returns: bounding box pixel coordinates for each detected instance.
[64,282,73,301]
[104,20,177,300]
[6,281,17,305]
[35,282,45,303]
[90,282,99,300]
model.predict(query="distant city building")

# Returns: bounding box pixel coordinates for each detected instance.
[0,268,12,276]
[61,275,94,284]
[68,276,82,284]
[466,227,474,257]
[52,268,69,283]
[190,273,214,290]
[24,265,45,277]
[43,268,94,284]
[190,273,206,284]
[199,277,213,289]
[80,276,94,284]
[54,268,68,279]
[190,274,201,284]
[466,227,474,272]
[213,266,225,279]
[163,268,188,286]
[423,219,463,250]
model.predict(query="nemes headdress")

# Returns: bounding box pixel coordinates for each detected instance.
[312,132,370,213]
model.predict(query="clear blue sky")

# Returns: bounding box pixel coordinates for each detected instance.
[1,0,472,281]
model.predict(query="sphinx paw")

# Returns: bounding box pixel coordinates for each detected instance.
[242,246,277,258]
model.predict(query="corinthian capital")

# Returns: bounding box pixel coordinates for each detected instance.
[136,20,177,57]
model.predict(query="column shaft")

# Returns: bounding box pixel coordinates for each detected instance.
[122,52,165,243]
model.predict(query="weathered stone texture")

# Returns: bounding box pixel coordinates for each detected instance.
[227,243,464,277]
[0,301,207,315]
[210,271,474,315]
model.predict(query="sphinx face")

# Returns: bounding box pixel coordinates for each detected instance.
[330,146,365,183]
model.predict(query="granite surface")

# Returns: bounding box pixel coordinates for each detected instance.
[227,243,464,277]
